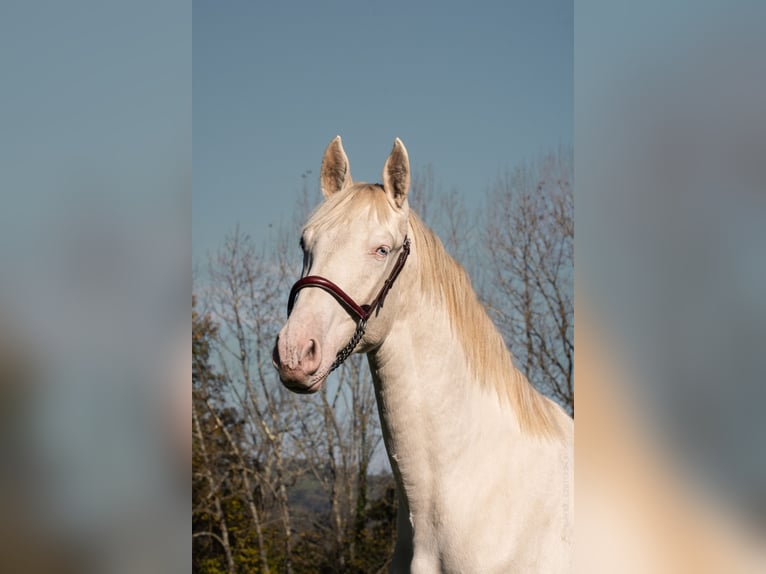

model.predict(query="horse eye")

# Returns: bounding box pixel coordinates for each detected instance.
[376,246,390,257]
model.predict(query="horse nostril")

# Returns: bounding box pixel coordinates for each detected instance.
[302,339,316,360]
[300,338,321,374]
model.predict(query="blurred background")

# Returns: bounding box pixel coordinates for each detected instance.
[576,1,766,571]
[0,1,189,572]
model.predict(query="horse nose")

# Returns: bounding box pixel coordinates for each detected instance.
[273,332,322,385]
[299,338,321,376]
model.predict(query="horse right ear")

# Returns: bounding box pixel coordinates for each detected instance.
[320,135,353,197]
[382,138,410,209]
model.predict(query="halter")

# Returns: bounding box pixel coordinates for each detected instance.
[287,236,411,373]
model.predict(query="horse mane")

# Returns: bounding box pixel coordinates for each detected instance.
[408,211,565,439]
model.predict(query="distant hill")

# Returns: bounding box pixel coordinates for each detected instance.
[288,469,395,531]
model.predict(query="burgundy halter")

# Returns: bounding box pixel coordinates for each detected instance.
[287,236,411,372]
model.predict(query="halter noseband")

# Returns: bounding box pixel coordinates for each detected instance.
[287,236,411,373]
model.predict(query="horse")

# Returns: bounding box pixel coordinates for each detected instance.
[272,136,573,573]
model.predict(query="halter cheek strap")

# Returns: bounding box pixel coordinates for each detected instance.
[286,236,411,372]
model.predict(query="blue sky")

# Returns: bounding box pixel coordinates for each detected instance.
[193,0,572,263]
[0,1,190,261]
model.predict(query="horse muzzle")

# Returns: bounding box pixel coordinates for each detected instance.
[272,334,326,393]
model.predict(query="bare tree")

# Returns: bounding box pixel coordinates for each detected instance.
[192,405,237,574]
[192,300,237,574]
[484,146,574,414]
[198,388,272,573]
[284,351,382,570]
[206,226,301,573]
[409,165,476,265]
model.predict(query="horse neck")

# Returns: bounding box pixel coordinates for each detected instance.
[366,239,533,488]
[367,277,525,446]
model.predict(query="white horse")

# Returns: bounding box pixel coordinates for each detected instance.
[273,136,573,573]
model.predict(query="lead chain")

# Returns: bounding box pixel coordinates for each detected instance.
[328,318,367,373]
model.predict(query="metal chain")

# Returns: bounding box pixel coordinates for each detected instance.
[329,318,367,373]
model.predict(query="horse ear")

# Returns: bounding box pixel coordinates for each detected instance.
[320,135,352,197]
[382,138,410,208]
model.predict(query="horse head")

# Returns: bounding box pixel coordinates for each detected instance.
[272,136,412,393]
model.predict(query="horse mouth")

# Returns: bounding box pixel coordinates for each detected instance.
[281,374,326,395]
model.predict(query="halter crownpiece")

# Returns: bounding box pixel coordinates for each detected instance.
[287,236,411,372]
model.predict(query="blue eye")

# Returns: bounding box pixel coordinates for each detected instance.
[376,246,390,257]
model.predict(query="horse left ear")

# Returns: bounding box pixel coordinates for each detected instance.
[382,138,410,208]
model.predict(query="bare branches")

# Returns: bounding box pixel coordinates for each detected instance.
[484,146,574,414]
